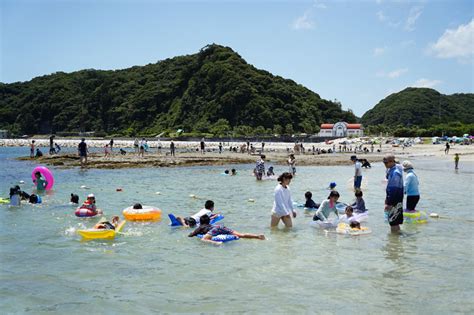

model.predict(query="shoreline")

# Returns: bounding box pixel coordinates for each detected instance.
[3,138,473,169]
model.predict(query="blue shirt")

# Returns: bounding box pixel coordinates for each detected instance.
[386,164,404,206]
[404,169,420,196]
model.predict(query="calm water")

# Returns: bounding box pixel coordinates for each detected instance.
[1,147,473,314]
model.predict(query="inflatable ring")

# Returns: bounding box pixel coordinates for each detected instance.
[75,207,98,217]
[403,210,428,224]
[123,206,161,221]
[31,166,54,190]
[336,223,372,235]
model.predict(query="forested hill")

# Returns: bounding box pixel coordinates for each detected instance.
[0,44,356,136]
[361,87,474,128]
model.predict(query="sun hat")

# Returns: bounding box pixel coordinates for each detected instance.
[402,160,413,170]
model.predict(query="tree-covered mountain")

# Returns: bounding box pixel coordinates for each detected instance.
[361,87,474,128]
[0,44,357,136]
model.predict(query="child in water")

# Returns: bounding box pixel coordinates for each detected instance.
[188,215,265,244]
[80,194,101,215]
[351,190,367,213]
[176,200,218,227]
[231,169,237,176]
[33,171,48,191]
[94,216,120,230]
[304,191,319,209]
[313,191,340,221]
[267,166,275,177]
[70,193,79,204]
[339,206,357,223]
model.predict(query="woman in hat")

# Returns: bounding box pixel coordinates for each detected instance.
[402,160,420,211]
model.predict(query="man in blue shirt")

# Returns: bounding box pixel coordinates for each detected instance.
[383,154,404,233]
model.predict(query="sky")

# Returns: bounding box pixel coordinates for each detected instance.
[1,0,473,116]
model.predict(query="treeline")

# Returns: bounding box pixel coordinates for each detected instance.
[0,44,356,137]
[361,87,474,128]
[365,121,474,137]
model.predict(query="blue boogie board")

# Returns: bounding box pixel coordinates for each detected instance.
[196,234,239,243]
[168,213,224,226]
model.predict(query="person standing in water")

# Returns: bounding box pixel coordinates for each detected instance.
[287,154,296,176]
[271,172,297,228]
[255,155,266,180]
[383,154,404,233]
[109,138,114,153]
[30,140,35,158]
[78,138,88,168]
[49,135,55,155]
[454,153,459,169]
[445,142,450,154]
[170,141,176,157]
[351,155,363,191]
[200,139,205,154]
[402,161,420,211]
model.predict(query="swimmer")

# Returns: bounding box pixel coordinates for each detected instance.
[33,171,48,191]
[28,194,40,204]
[132,203,142,209]
[351,190,367,213]
[349,221,361,229]
[231,169,237,176]
[70,193,79,204]
[188,215,265,244]
[313,191,340,221]
[304,191,320,209]
[328,182,337,190]
[176,200,218,227]
[224,170,230,175]
[267,166,275,177]
[94,216,120,230]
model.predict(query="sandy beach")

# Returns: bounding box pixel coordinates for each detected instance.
[3,137,473,169]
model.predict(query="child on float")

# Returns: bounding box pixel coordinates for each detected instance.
[94,216,120,230]
[339,206,358,223]
[304,191,319,209]
[188,215,265,244]
[80,193,102,215]
[313,191,340,221]
[350,190,367,213]
[33,171,48,191]
[176,200,218,227]
[270,172,297,228]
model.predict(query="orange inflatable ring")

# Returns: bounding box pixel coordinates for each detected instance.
[122,206,161,221]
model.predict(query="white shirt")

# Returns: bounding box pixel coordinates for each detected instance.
[191,208,212,221]
[355,161,362,176]
[271,184,294,217]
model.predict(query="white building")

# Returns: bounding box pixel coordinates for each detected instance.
[318,122,364,137]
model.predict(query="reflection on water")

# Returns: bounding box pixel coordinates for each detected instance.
[0,147,473,313]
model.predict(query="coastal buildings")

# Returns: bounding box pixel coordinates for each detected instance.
[318,122,364,137]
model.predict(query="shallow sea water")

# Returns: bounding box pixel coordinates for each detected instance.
[1,147,473,314]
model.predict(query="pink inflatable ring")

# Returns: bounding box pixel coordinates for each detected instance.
[31,166,54,190]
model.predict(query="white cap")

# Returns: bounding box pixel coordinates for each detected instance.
[87,193,95,198]
[402,160,413,170]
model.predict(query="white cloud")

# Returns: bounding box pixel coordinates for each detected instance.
[373,46,387,56]
[413,78,442,88]
[388,68,408,78]
[401,39,416,47]
[313,0,327,9]
[429,19,474,61]
[405,6,423,31]
[376,10,387,22]
[375,0,383,4]
[292,11,314,30]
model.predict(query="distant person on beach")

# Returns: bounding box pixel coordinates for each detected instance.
[200,139,205,154]
[247,141,250,154]
[219,142,223,154]
[109,138,114,152]
[35,148,43,158]
[170,141,175,157]
[304,191,319,209]
[188,214,265,244]
[402,161,420,211]
[33,171,48,191]
[313,191,340,222]
[134,138,139,153]
[383,154,404,233]
[351,155,362,191]
[371,143,374,153]
[175,200,218,227]
[49,135,55,155]
[288,154,296,176]
[139,138,145,157]
[55,143,61,153]
[78,138,88,167]
[445,142,450,154]
[30,140,35,158]
[271,172,296,228]
[120,148,127,155]
[255,155,266,180]
[350,190,366,213]
[261,142,265,152]
[454,153,459,169]
[104,144,111,158]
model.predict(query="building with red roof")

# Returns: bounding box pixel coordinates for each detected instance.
[318,122,364,137]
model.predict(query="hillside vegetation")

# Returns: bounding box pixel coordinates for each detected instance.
[0,44,356,137]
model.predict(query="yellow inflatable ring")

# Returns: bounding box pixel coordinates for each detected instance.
[123,206,162,221]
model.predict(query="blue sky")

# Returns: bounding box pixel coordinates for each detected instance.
[1,0,473,116]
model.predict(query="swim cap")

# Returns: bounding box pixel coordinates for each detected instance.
[329,182,337,188]
[87,193,95,198]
